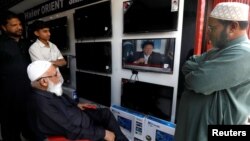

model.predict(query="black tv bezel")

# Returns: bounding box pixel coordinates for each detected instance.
[74,1,112,39]
[47,16,70,52]
[121,78,174,121]
[122,38,175,74]
[76,71,111,107]
[75,41,112,74]
[123,0,179,34]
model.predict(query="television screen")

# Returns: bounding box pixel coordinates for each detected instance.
[76,71,111,107]
[47,16,69,52]
[74,1,112,39]
[121,78,174,121]
[122,38,175,73]
[76,42,112,73]
[123,0,179,33]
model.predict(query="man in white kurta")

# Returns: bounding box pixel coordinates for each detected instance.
[29,20,66,67]
[29,39,64,62]
[175,2,250,141]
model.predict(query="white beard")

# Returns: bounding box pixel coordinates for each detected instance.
[47,80,63,96]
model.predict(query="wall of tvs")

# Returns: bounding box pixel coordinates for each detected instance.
[26,0,183,122]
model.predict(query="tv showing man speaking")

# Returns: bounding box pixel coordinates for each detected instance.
[122,38,175,74]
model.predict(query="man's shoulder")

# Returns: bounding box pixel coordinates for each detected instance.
[0,34,10,43]
[29,41,42,50]
[30,41,38,47]
[31,88,54,99]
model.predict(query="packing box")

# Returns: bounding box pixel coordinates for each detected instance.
[144,116,175,141]
[110,105,146,141]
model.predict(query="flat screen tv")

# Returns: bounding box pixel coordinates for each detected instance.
[121,78,174,121]
[46,16,69,52]
[122,38,175,73]
[123,0,179,33]
[74,1,112,39]
[75,42,112,73]
[76,71,111,107]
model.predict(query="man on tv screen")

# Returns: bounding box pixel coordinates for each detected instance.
[125,41,167,67]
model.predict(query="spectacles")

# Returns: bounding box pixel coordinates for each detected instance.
[36,71,58,81]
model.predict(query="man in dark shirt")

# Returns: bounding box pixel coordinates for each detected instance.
[27,60,128,141]
[0,12,34,141]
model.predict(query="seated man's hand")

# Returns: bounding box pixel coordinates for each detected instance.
[104,130,115,141]
[77,103,96,110]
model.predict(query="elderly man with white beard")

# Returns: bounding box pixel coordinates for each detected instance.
[26,60,128,141]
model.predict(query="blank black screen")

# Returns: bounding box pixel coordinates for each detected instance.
[123,0,178,33]
[121,79,173,121]
[47,17,69,51]
[75,42,112,73]
[76,71,111,107]
[74,1,112,39]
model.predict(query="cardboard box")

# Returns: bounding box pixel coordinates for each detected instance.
[144,116,175,141]
[110,105,146,141]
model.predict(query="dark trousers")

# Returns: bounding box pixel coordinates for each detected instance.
[85,108,128,141]
[0,81,35,141]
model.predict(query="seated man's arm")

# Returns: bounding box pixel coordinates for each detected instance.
[77,103,97,110]
[39,101,106,140]
[104,130,115,141]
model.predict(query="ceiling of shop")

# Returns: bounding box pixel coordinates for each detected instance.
[0,0,23,11]
[0,0,48,14]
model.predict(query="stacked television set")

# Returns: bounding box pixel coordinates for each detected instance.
[122,38,175,73]
[76,71,111,107]
[123,0,179,33]
[121,78,174,121]
[74,0,112,39]
[46,16,69,52]
[75,42,112,73]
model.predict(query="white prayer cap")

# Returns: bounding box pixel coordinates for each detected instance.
[27,60,52,81]
[210,2,249,21]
